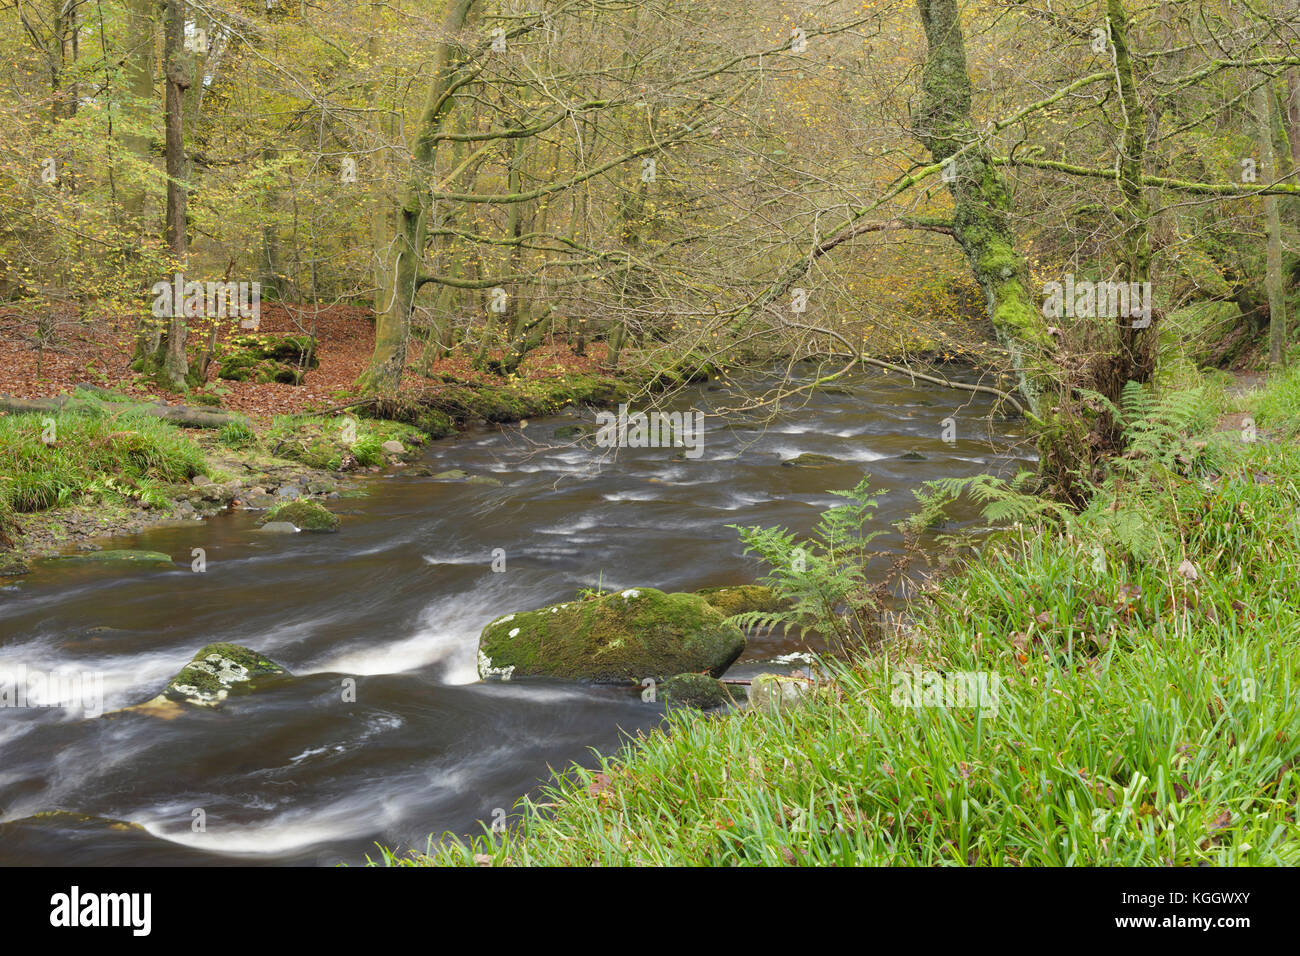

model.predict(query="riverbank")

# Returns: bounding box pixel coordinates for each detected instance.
[0,363,642,568]
[386,370,1300,866]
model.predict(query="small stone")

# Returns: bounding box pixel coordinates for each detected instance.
[381,440,405,455]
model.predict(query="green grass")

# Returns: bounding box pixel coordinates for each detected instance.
[1247,364,1300,437]
[0,411,204,516]
[381,386,1300,866]
[216,420,259,449]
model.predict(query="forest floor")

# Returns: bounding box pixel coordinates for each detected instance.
[0,303,610,421]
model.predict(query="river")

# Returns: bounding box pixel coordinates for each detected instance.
[0,367,1029,865]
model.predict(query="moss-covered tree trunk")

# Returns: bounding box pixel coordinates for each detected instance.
[358,0,479,395]
[1286,70,1300,224]
[1106,0,1156,390]
[913,0,1055,416]
[1257,82,1288,369]
[151,0,192,391]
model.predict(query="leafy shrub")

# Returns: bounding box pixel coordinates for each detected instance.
[728,476,887,651]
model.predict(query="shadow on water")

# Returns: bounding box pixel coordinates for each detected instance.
[0,367,1031,865]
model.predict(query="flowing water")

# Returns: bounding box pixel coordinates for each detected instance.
[0,368,1030,865]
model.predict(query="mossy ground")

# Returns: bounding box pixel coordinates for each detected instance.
[263,416,428,471]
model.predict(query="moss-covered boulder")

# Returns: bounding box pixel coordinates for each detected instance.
[478,587,745,682]
[217,334,317,386]
[159,642,289,707]
[662,672,732,709]
[256,499,339,532]
[696,585,787,617]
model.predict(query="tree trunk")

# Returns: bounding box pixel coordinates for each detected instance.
[1286,70,1300,223]
[358,0,480,395]
[913,0,1055,416]
[156,0,191,391]
[259,148,282,302]
[1106,0,1156,389]
[370,1,396,320]
[123,0,155,223]
[1258,82,1288,369]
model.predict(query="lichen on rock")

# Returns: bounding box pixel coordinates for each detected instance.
[156,642,289,707]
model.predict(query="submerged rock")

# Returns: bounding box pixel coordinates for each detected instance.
[662,673,732,709]
[58,549,172,566]
[431,469,469,480]
[780,453,842,468]
[553,424,595,440]
[478,588,745,683]
[154,642,289,708]
[257,499,339,532]
[696,585,786,617]
[257,521,299,534]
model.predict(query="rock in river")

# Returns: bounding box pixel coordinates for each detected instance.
[780,453,842,468]
[696,584,786,617]
[57,550,172,566]
[662,672,733,709]
[478,587,745,683]
[152,642,289,709]
[256,499,339,532]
